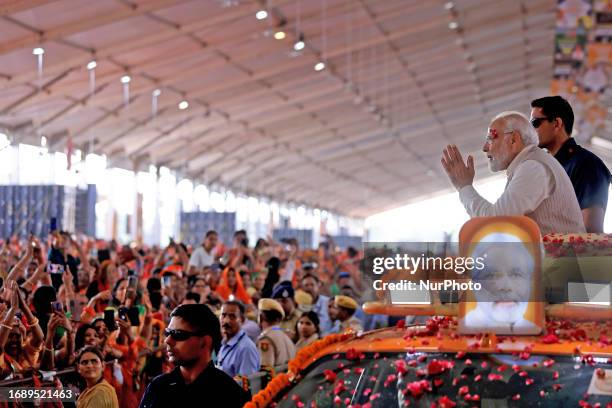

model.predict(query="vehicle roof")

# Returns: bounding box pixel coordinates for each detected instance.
[295,318,611,371]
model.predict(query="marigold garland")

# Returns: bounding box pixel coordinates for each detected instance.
[244,333,354,408]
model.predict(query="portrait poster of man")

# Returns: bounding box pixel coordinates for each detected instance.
[458,217,544,335]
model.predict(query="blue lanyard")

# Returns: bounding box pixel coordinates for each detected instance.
[218,332,246,367]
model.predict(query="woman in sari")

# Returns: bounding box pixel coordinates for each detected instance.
[76,346,119,408]
[215,267,251,304]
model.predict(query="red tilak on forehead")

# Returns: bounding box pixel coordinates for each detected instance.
[488,129,498,139]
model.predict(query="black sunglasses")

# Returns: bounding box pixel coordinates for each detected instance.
[163,328,206,341]
[530,117,552,128]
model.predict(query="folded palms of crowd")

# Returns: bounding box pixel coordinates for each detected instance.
[0,230,372,406]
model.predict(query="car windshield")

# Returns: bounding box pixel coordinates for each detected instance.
[273,351,611,407]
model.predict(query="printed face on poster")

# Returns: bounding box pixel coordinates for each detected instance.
[458,217,544,335]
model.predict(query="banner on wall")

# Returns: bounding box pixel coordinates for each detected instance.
[554,0,611,143]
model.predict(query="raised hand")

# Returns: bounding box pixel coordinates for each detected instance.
[441,144,475,190]
[96,290,112,302]
[47,313,61,333]
[9,281,19,311]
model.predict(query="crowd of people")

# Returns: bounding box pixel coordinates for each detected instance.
[0,227,379,407]
[0,95,608,408]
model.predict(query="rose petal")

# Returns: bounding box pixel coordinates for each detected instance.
[395,360,408,376]
[437,396,456,408]
[384,374,397,388]
[324,370,337,383]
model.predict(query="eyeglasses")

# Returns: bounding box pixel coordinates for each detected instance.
[530,117,551,128]
[163,328,206,341]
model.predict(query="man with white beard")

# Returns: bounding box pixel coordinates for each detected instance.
[461,235,539,335]
[441,111,585,235]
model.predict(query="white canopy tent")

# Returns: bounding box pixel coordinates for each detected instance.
[0,0,609,219]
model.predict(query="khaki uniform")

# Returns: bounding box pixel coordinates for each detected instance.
[296,333,319,351]
[256,325,296,368]
[339,316,363,333]
[279,309,300,340]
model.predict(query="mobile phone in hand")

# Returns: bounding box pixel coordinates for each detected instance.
[47,263,65,274]
[52,301,63,313]
[118,306,128,322]
[104,308,117,332]
[127,306,140,326]
[127,276,138,290]
[69,300,81,322]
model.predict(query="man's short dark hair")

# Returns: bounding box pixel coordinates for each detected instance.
[185,292,201,303]
[301,273,320,284]
[223,300,245,317]
[531,96,574,136]
[233,229,247,237]
[171,304,221,352]
[205,230,217,238]
[260,309,283,324]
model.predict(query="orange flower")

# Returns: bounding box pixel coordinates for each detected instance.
[246,333,356,406]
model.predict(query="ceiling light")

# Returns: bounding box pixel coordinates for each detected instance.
[444,2,455,10]
[448,21,459,30]
[120,75,131,84]
[152,89,161,97]
[178,100,189,110]
[86,60,97,70]
[256,10,268,20]
[294,40,305,51]
[32,47,45,55]
[274,31,286,40]
[40,135,47,147]
[314,61,325,71]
